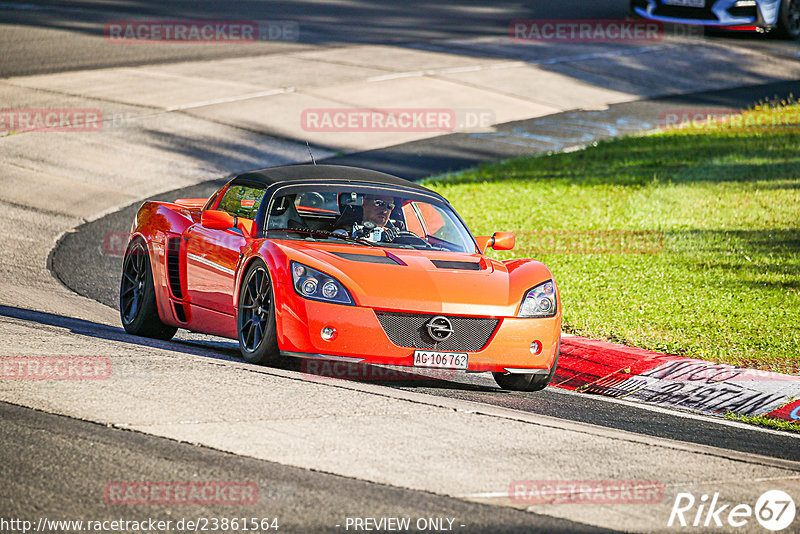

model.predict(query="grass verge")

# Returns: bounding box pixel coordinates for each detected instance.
[425,103,800,374]
[725,412,800,433]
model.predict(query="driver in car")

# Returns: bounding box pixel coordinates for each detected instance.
[353,194,402,242]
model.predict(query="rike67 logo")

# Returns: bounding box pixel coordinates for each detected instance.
[669,490,796,531]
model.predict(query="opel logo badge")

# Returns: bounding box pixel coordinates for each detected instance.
[425,316,453,342]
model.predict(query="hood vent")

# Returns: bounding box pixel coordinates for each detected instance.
[431,259,481,271]
[332,252,401,265]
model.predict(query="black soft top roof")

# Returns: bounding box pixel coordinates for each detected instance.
[231,164,436,195]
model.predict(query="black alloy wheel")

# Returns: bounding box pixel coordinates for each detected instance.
[237,260,279,364]
[119,239,177,340]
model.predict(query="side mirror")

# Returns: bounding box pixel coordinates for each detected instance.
[477,232,516,253]
[201,210,235,230]
[475,236,492,253]
[491,231,515,251]
[200,210,256,237]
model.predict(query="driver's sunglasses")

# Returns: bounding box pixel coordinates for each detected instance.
[371,199,395,210]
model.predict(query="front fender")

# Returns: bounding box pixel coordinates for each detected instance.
[234,240,293,315]
[132,201,199,243]
[502,258,560,316]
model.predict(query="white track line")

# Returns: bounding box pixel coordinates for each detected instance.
[546,386,800,439]
[164,87,295,112]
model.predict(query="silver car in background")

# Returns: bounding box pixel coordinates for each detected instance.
[631,0,800,38]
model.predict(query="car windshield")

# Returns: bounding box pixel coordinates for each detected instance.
[264,185,477,253]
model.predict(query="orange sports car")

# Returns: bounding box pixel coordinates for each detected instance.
[120,165,561,391]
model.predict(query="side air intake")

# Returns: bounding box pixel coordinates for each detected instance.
[166,236,183,300]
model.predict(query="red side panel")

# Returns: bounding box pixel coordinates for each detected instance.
[173,198,207,210]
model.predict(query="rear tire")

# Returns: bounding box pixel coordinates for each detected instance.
[237,260,280,365]
[777,0,800,39]
[493,340,560,392]
[119,239,177,340]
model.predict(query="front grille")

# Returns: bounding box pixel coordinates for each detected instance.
[375,311,499,352]
[653,3,718,21]
[166,236,183,300]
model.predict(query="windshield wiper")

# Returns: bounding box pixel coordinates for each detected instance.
[266,227,377,247]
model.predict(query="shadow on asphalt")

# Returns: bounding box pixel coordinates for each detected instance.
[0,304,239,361]
[3,0,785,94]
[0,304,499,391]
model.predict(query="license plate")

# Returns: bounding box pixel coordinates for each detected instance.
[413,350,468,370]
[662,0,705,7]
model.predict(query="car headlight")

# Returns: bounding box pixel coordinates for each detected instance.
[291,261,353,305]
[517,280,557,318]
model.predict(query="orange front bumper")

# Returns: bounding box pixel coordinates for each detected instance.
[272,282,561,373]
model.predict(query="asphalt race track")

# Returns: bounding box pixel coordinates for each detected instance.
[3,0,799,77]
[0,0,622,77]
[51,80,800,465]
[3,1,800,532]
[1,402,608,533]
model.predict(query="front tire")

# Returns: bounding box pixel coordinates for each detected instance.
[493,340,560,392]
[119,239,177,340]
[237,260,280,365]
[777,0,800,39]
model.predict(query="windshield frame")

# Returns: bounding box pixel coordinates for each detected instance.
[255,180,480,254]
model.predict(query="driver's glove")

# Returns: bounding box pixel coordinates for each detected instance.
[381,225,399,242]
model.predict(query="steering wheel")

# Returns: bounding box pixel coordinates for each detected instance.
[302,192,326,206]
[391,231,429,247]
